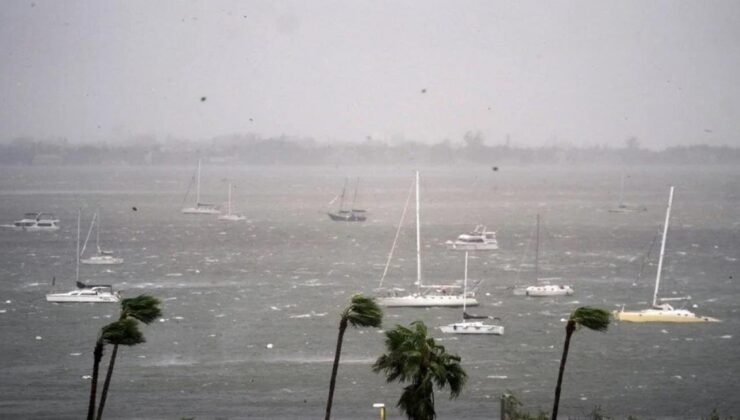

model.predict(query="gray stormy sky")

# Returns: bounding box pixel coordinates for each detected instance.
[1,1,740,149]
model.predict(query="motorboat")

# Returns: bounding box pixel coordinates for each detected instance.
[446,225,499,251]
[5,213,60,231]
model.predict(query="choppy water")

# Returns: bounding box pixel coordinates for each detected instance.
[0,164,738,419]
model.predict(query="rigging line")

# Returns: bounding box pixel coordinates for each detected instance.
[179,169,197,208]
[378,179,415,289]
[513,218,537,287]
[635,233,660,285]
[79,212,97,257]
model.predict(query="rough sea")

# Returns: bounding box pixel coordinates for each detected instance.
[0,164,737,419]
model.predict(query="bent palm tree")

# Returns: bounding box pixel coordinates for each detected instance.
[96,295,162,420]
[373,321,466,420]
[325,293,383,420]
[551,306,610,420]
[87,319,145,420]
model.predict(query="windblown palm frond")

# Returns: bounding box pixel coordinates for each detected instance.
[570,307,611,332]
[343,294,383,328]
[101,319,144,346]
[121,295,163,324]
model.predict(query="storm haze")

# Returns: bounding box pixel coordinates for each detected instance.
[2,1,740,149]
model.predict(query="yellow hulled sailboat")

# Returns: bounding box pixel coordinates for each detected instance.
[614,187,720,323]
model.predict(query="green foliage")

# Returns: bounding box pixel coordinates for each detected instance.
[586,405,612,420]
[343,293,382,328]
[501,393,548,420]
[373,321,467,420]
[101,319,144,346]
[121,294,163,324]
[570,307,611,332]
[703,409,735,420]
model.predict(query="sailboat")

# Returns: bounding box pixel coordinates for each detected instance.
[609,174,647,213]
[376,171,478,308]
[327,178,367,222]
[80,210,123,265]
[218,182,246,221]
[46,210,120,303]
[181,159,221,215]
[614,187,720,323]
[440,252,503,335]
[522,214,574,297]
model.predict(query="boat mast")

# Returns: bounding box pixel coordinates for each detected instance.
[462,251,468,319]
[415,170,422,293]
[618,174,625,206]
[227,183,232,216]
[535,214,540,281]
[351,177,360,210]
[339,179,347,211]
[96,208,101,254]
[195,159,201,205]
[653,186,674,307]
[76,209,81,284]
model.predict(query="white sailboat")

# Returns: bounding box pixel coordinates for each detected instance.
[218,182,246,221]
[614,187,720,323]
[181,159,221,215]
[440,252,504,335]
[46,210,120,303]
[609,174,647,213]
[327,178,367,222]
[80,210,123,265]
[376,171,478,308]
[523,214,574,297]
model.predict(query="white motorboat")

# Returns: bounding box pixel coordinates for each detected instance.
[46,210,120,303]
[182,159,221,215]
[377,171,478,308]
[4,212,60,231]
[440,252,503,335]
[446,225,499,251]
[218,182,246,221]
[614,187,719,323]
[80,210,123,265]
[520,214,574,297]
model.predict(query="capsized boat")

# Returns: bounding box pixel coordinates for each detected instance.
[446,225,499,251]
[614,187,719,323]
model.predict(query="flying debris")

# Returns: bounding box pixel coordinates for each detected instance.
[132,206,138,211]
[492,166,499,172]
[420,88,427,93]
[200,96,207,102]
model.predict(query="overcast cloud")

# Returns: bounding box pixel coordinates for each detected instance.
[1,0,739,149]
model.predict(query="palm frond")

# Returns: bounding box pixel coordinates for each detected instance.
[345,294,383,328]
[101,319,144,346]
[121,294,163,324]
[570,306,611,332]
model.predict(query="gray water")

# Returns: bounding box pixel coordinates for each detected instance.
[0,165,738,419]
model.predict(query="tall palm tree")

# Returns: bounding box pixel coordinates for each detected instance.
[325,293,383,420]
[96,295,162,420]
[87,319,144,420]
[372,321,466,420]
[551,306,610,420]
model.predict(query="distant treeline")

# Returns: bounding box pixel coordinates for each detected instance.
[2,133,739,166]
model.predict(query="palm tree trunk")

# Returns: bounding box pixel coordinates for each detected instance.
[551,320,575,420]
[325,317,348,420]
[87,340,104,420]
[95,344,119,420]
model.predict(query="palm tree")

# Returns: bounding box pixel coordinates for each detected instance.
[87,319,145,420]
[95,295,162,420]
[551,306,610,420]
[324,293,383,420]
[372,321,467,420]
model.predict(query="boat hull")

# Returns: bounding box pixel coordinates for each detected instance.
[46,293,120,303]
[378,294,478,307]
[440,322,503,335]
[613,309,720,323]
[182,208,221,215]
[218,214,246,221]
[328,212,366,222]
[446,242,499,251]
[81,256,123,265]
[525,285,574,297]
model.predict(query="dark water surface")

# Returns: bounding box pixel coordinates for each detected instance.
[0,165,738,419]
